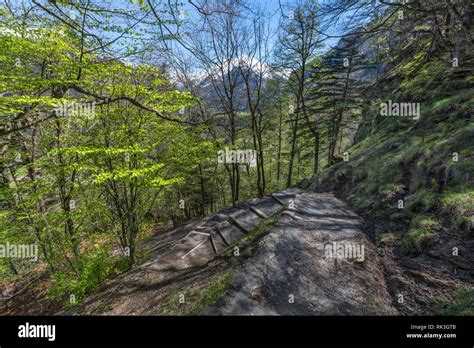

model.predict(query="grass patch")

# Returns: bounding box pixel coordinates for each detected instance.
[400,215,440,254]
[378,233,399,247]
[436,288,474,316]
[432,93,467,113]
[351,194,378,210]
[400,228,433,254]
[406,188,438,213]
[160,271,235,315]
[379,182,399,193]
[442,190,474,233]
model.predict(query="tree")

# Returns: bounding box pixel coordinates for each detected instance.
[274,0,323,185]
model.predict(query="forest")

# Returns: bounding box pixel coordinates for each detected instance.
[0,0,473,316]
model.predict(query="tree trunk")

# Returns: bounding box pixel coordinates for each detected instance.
[286,110,299,188]
[313,132,320,175]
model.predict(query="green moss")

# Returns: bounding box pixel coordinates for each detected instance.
[316,58,474,253]
[453,161,474,179]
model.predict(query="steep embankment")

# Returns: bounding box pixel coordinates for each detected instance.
[309,60,474,315]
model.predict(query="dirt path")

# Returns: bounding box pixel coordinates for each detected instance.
[71,190,397,315]
[205,191,398,315]
[3,190,398,315]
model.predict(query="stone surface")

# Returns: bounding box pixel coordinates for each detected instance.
[207,192,398,315]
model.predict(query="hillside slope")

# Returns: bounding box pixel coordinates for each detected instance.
[310,58,474,315]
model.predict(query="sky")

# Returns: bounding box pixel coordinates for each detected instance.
[9,0,346,70]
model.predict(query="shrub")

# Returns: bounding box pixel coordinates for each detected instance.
[47,246,114,306]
